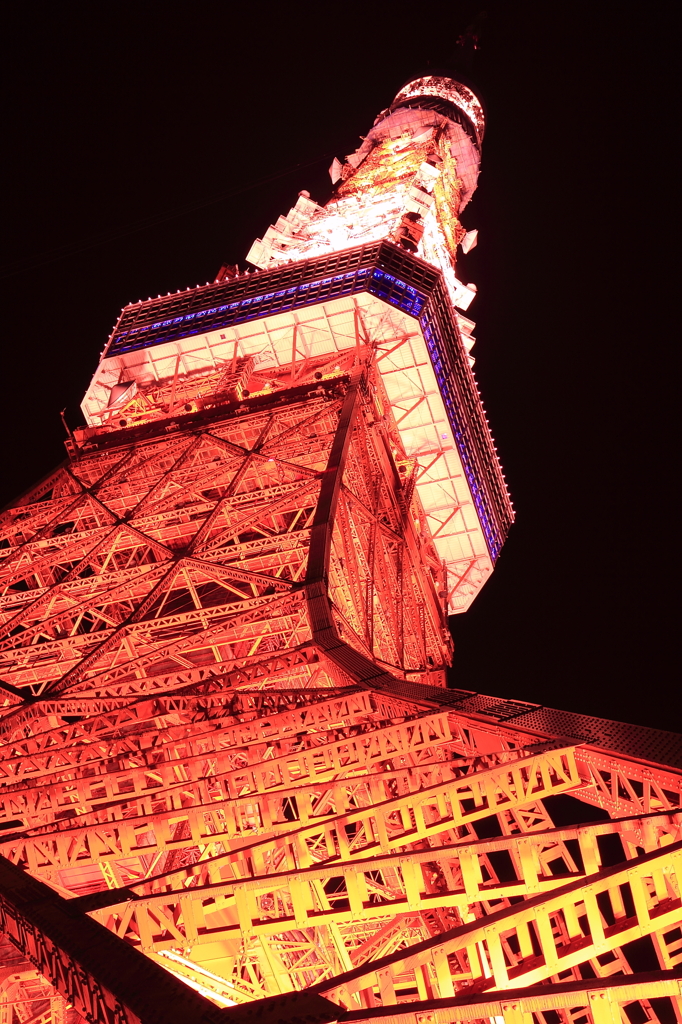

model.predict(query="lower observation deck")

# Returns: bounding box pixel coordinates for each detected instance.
[82,243,513,613]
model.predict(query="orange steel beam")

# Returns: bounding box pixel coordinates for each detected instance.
[333,971,682,1024]
[68,814,680,950]
[0,750,534,877]
[312,841,682,1005]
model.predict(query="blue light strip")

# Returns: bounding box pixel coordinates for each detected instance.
[420,315,503,561]
[107,266,429,357]
[367,269,426,316]
[108,267,374,356]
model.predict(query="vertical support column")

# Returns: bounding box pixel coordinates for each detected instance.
[306,383,360,586]
[589,990,625,1024]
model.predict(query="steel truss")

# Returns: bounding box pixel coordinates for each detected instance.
[0,348,680,1023]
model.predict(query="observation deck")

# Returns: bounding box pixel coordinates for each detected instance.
[80,241,513,613]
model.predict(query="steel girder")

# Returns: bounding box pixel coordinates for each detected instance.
[0,367,680,1024]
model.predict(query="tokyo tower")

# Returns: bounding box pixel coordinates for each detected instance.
[0,73,680,1024]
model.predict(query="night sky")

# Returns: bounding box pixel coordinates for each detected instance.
[2,2,677,732]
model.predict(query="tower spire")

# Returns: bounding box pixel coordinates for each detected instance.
[453,10,488,72]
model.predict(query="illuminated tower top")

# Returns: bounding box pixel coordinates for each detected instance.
[247,74,485,311]
[1,65,680,1024]
[77,74,513,614]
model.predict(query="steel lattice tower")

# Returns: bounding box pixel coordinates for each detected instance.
[0,75,680,1024]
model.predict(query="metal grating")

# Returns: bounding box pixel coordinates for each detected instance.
[451,695,543,721]
[372,680,682,770]
[509,707,682,769]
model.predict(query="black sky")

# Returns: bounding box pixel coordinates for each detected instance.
[1,1,678,731]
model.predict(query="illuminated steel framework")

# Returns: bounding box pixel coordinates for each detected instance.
[0,74,680,1024]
